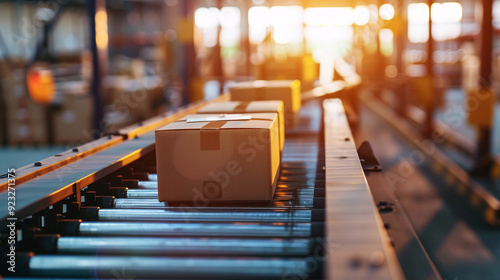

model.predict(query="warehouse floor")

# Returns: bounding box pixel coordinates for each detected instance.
[357,101,500,280]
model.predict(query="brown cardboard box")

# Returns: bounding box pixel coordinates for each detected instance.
[105,76,164,121]
[6,97,48,146]
[53,91,93,145]
[197,101,285,153]
[229,80,301,126]
[155,113,280,202]
[2,69,48,145]
[7,118,43,146]
[467,88,496,128]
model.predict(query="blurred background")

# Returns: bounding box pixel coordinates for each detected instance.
[0,0,496,169]
[2,1,500,279]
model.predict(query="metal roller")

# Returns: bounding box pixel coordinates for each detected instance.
[56,236,315,256]
[126,188,316,198]
[146,166,318,182]
[127,189,159,197]
[281,162,317,168]
[283,151,318,154]
[276,183,318,189]
[281,159,316,164]
[281,160,317,165]
[144,175,317,185]
[138,180,159,189]
[279,178,316,184]
[147,167,318,182]
[78,221,324,238]
[97,209,324,222]
[147,174,158,181]
[138,180,319,190]
[279,174,317,180]
[280,168,317,175]
[109,204,299,211]
[275,190,316,197]
[112,198,323,209]
[282,154,318,158]
[28,255,316,279]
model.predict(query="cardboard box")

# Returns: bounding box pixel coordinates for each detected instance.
[229,80,301,126]
[197,101,285,153]
[155,113,280,202]
[105,76,164,121]
[467,88,496,128]
[2,74,28,108]
[53,91,93,145]
[7,117,47,146]
[6,97,48,146]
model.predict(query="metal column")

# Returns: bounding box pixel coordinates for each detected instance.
[87,0,107,139]
[472,0,495,175]
[180,0,197,103]
[395,0,408,117]
[423,0,435,138]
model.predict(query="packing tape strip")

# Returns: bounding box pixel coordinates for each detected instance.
[200,121,227,151]
[234,102,251,111]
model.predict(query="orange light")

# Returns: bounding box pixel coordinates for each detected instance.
[27,68,56,103]
[95,10,108,49]
[379,28,394,56]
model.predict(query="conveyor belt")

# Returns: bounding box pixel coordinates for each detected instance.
[0,98,402,279]
[323,99,404,280]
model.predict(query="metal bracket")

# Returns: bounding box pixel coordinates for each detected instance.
[357,141,382,172]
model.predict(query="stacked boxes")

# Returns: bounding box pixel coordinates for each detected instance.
[197,101,285,153]
[104,76,165,132]
[155,85,302,202]
[262,59,302,80]
[253,57,318,91]
[155,113,281,202]
[229,80,301,127]
[53,89,93,145]
[50,80,92,145]
[2,70,48,145]
[2,71,93,146]
[6,97,47,146]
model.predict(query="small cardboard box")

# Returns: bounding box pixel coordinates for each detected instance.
[197,101,285,153]
[53,91,92,145]
[6,96,48,145]
[155,113,280,202]
[467,88,496,128]
[229,80,301,124]
[105,77,163,121]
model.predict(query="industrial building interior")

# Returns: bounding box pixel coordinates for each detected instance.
[0,0,500,279]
